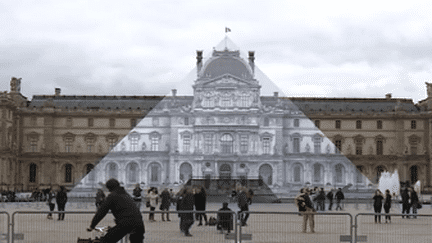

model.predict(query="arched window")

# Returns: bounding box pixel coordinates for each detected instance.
[334,164,345,184]
[86,164,95,181]
[219,164,232,180]
[259,164,273,185]
[127,162,139,184]
[65,164,73,183]
[313,163,323,183]
[29,163,37,183]
[107,163,118,180]
[220,133,233,154]
[293,164,303,183]
[179,163,193,182]
[148,162,161,184]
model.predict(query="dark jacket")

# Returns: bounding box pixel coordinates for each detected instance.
[194,189,207,211]
[56,189,68,205]
[160,190,171,210]
[384,194,392,209]
[373,194,383,208]
[411,191,419,204]
[217,205,233,231]
[90,186,144,230]
[133,187,142,201]
[237,190,248,208]
[179,191,195,221]
[335,191,345,201]
[327,191,334,201]
[401,189,410,204]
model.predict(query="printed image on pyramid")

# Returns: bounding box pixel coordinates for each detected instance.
[71,37,374,200]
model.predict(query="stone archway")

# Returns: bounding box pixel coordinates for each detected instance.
[259,164,273,185]
[219,163,232,180]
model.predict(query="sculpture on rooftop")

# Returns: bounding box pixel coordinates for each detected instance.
[10,77,21,92]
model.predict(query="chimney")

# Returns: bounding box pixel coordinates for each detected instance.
[55,88,61,96]
[274,92,278,98]
[196,50,203,75]
[385,93,392,100]
[248,51,255,75]
[172,89,177,97]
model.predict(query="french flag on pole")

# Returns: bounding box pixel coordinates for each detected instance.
[225,27,231,33]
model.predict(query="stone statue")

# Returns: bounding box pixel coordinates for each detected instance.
[326,144,331,154]
[284,143,289,155]
[426,82,432,97]
[305,143,310,153]
[10,77,21,92]
[141,142,146,151]
[347,144,352,155]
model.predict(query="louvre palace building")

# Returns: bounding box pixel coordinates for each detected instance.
[1,46,431,196]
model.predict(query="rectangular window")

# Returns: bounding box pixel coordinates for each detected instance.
[88,118,94,127]
[109,118,115,128]
[376,140,383,155]
[314,137,321,154]
[377,120,382,129]
[204,134,213,154]
[183,135,191,153]
[294,119,299,127]
[411,120,417,129]
[108,138,117,151]
[184,117,189,126]
[262,137,271,154]
[293,137,300,153]
[315,120,320,128]
[151,165,159,182]
[335,140,342,154]
[240,134,249,153]
[335,120,341,129]
[29,139,38,152]
[65,137,73,153]
[221,97,231,107]
[356,120,362,129]
[151,137,159,151]
[355,145,362,155]
[130,136,139,151]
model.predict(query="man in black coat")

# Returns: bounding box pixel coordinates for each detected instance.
[56,186,68,220]
[217,202,233,234]
[237,185,250,226]
[335,188,345,211]
[87,179,145,243]
[401,187,410,218]
[194,186,208,226]
[326,189,334,211]
[179,186,195,237]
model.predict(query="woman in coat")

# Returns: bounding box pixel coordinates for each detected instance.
[160,188,171,221]
[372,190,384,223]
[56,186,68,221]
[383,189,392,223]
[148,187,159,222]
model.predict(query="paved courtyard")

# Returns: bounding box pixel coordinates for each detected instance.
[1,201,432,242]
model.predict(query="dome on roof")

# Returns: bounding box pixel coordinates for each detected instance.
[201,50,253,80]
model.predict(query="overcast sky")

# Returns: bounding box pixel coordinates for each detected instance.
[1,1,432,103]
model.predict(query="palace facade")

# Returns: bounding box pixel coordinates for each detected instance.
[1,46,431,196]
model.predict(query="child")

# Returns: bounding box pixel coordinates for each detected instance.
[217,202,233,235]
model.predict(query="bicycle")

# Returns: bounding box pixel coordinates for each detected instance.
[77,226,111,243]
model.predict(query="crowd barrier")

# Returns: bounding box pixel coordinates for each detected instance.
[2,210,432,242]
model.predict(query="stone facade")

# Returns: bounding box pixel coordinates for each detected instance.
[0,47,430,195]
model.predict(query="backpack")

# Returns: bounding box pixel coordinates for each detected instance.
[208,216,218,226]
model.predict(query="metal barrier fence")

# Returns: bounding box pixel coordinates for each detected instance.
[11,211,127,243]
[140,211,237,243]
[355,213,432,243]
[0,212,9,243]
[238,211,353,243]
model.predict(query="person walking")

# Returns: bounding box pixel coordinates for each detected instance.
[148,188,159,222]
[132,184,143,211]
[95,189,106,210]
[237,185,250,226]
[87,178,145,243]
[335,188,345,211]
[56,186,68,220]
[160,188,171,221]
[410,187,419,219]
[383,189,392,223]
[296,188,315,233]
[401,187,410,218]
[194,186,208,226]
[372,190,384,223]
[327,189,334,211]
[46,188,55,220]
[178,186,195,237]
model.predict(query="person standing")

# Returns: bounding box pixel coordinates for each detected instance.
[133,184,143,211]
[160,188,171,221]
[372,190,384,223]
[383,189,392,223]
[179,186,195,237]
[314,188,326,211]
[296,188,315,233]
[327,189,334,211]
[95,189,106,210]
[401,187,410,218]
[237,185,250,226]
[194,186,208,226]
[87,179,145,243]
[217,202,234,234]
[56,186,68,221]
[148,188,159,222]
[410,187,419,219]
[46,188,55,220]
[335,188,345,211]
